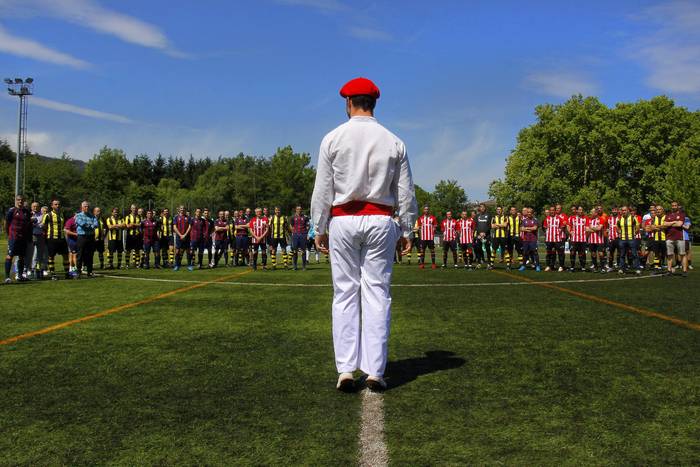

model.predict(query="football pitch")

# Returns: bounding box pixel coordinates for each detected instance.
[1,246,699,465]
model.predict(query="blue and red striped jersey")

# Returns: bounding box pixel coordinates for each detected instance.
[5,207,31,240]
[141,219,159,243]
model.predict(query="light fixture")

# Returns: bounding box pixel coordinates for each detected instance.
[14,78,23,84]
[3,78,12,84]
[25,77,33,84]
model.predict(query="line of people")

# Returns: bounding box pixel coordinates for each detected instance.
[4,196,329,283]
[399,202,692,276]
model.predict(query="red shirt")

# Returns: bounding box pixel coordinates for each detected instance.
[665,211,685,241]
[543,215,564,242]
[587,217,604,244]
[441,218,458,242]
[249,216,268,244]
[634,215,642,239]
[214,219,228,241]
[417,215,437,241]
[569,215,588,243]
[456,218,475,244]
[607,215,619,240]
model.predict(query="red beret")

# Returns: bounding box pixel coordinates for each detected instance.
[339,77,380,99]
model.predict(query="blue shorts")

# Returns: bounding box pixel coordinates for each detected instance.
[523,241,538,254]
[7,238,27,257]
[235,236,249,250]
[190,239,204,252]
[67,238,78,254]
[175,236,189,250]
[291,234,307,250]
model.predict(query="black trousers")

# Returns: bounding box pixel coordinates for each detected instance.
[76,235,96,274]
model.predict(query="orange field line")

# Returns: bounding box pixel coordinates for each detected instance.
[0,270,252,347]
[492,270,700,332]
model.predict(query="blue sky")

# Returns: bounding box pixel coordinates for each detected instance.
[1,0,699,200]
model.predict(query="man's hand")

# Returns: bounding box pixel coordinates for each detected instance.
[316,233,329,254]
[400,237,412,256]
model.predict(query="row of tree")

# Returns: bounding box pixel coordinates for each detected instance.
[489,95,699,227]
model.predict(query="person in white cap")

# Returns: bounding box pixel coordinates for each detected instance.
[311,77,418,392]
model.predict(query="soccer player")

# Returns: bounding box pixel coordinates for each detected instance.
[606,206,620,271]
[616,205,641,274]
[202,208,214,267]
[4,194,32,283]
[233,210,250,266]
[93,207,106,269]
[491,206,509,268]
[213,210,228,267]
[248,207,269,270]
[648,205,666,272]
[268,206,289,269]
[475,203,493,269]
[43,199,70,280]
[106,207,124,269]
[518,207,541,272]
[290,206,310,270]
[189,208,206,270]
[543,205,565,272]
[441,210,459,268]
[683,214,692,271]
[173,205,191,271]
[631,206,644,268]
[159,208,174,267]
[30,203,48,279]
[74,201,99,278]
[223,210,232,266]
[663,201,688,277]
[416,205,437,269]
[586,208,605,272]
[567,206,588,271]
[21,201,40,279]
[456,210,475,268]
[124,204,142,269]
[507,206,523,267]
[141,210,160,269]
[64,212,79,277]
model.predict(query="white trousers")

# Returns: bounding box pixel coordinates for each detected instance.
[329,215,399,377]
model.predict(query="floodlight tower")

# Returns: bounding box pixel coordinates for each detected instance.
[5,77,34,197]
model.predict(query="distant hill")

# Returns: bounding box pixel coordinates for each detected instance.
[28,153,87,171]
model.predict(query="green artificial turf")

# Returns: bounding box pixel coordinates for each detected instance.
[0,243,698,465]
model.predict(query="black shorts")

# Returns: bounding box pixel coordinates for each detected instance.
[420,239,435,250]
[108,239,124,253]
[588,243,603,253]
[459,243,472,252]
[126,234,141,251]
[7,238,27,257]
[270,237,288,249]
[94,239,105,253]
[47,238,68,256]
[159,236,173,250]
[251,242,266,251]
[442,239,457,251]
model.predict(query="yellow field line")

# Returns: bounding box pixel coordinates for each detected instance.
[0,270,252,347]
[492,270,700,332]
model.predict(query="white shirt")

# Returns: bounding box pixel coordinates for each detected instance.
[311,116,418,237]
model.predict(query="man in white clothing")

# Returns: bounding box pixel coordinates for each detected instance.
[311,77,418,392]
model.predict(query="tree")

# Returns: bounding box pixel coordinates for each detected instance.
[83,147,132,209]
[430,179,468,216]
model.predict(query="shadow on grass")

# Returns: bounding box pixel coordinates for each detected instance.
[385,351,465,390]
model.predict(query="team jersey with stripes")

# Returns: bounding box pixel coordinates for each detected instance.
[269,215,288,238]
[569,215,588,243]
[249,216,268,244]
[441,218,458,242]
[106,216,122,241]
[5,207,31,240]
[160,216,173,237]
[173,215,191,237]
[492,215,508,238]
[587,217,604,244]
[124,213,142,236]
[290,215,309,234]
[508,215,521,237]
[141,219,159,243]
[190,217,206,241]
[543,215,565,242]
[94,217,106,240]
[633,215,642,239]
[652,215,666,241]
[417,215,437,241]
[616,215,638,241]
[43,211,64,240]
[214,219,228,241]
[607,215,619,240]
[456,218,475,244]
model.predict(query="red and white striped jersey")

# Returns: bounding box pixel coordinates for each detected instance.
[441,218,458,242]
[248,216,268,244]
[569,215,588,242]
[607,215,619,240]
[634,215,642,239]
[416,215,437,240]
[587,217,604,244]
[543,215,565,242]
[456,218,475,244]
[557,213,569,228]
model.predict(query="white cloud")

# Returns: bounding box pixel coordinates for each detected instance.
[31,96,134,124]
[0,24,90,68]
[347,26,393,41]
[0,0,186,57]
[0,130,53,155]
[524,71,598,99]
[274,0,347,12]
[631,1,700,94]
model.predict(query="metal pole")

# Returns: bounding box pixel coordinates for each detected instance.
[15,95,22,196]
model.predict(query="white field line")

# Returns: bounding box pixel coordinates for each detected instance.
[358,390,388,467]
[98,274,659,288]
